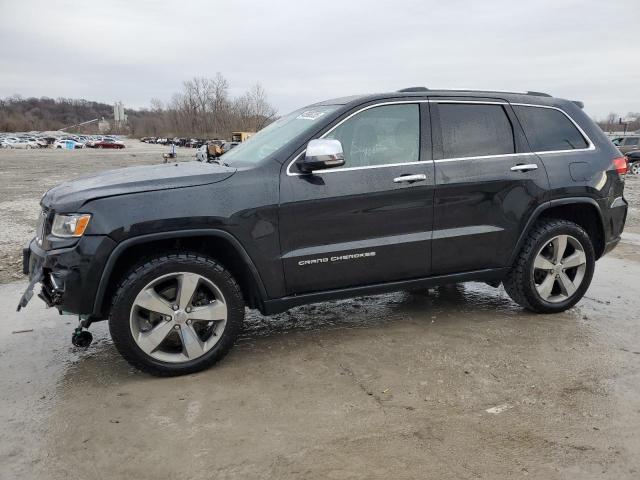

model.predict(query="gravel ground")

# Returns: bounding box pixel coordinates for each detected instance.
[0,140,196,283]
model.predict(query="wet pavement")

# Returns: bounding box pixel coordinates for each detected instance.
[1,249,639,479]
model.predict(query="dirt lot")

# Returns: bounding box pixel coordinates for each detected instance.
[1,143,639,479]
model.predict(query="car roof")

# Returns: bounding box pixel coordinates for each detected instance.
[312,88,581,111]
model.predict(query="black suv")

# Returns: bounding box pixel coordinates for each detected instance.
[19,88,629,376]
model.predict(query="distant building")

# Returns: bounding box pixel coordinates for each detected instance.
[113,101,127,130]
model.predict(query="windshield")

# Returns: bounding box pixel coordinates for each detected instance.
[220,105,340,166]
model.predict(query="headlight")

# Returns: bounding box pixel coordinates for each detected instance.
[51,214,92,238]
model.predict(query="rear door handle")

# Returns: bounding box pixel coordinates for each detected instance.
[510,163,538,172]
[393,174,427,183]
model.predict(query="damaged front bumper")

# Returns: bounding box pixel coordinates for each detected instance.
[17,235,116,316]
[16,241,43,311]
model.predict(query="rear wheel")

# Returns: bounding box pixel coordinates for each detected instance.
[109,253,244,376]
[503,219,595,313]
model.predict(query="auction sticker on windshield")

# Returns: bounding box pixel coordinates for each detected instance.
[297,110,327,120]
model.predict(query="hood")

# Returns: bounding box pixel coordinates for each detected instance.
[42,161,236,211]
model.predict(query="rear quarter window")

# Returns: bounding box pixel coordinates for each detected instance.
[513,105,588,152]
[438,103,515,158]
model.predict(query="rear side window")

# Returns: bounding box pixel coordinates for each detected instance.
[514,105,588,152]
[438,104,515,158]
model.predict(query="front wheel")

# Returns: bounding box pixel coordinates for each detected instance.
[109,253,244,376]
[503,219,595,313]
[630,161,640,175]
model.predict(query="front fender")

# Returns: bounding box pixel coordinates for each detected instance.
[91,229,268,317]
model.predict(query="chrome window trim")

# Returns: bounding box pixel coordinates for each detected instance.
[292,159,434,174]
[285,99,595,176]
[433,152,536,163]
[429,99,509,105]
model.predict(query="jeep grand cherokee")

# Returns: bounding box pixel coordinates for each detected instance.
[18,87,629,376]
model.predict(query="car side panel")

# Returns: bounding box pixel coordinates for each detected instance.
[429,99,550,273]
[278,100,435,294]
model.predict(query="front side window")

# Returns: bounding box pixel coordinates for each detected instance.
[623,137,639,146]
[221,105,340,166]
[438,103,515,158]
[325,104,419,168]
[513,105,588,152]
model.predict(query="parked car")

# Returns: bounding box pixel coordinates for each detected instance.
[19,87,628,376]
[191,138,208,148]
[627,150,640,175]
[93,139,125,149]
[195,144,208,162]
[611,135,640,154]
[53,139,84,149]
[3,137,37,149]
[221,141,239,153]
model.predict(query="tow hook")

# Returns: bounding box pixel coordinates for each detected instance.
[71,317,93,348]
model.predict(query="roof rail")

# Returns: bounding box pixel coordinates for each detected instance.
[397,87,553,97]
[397,87,429,92]
[525,91,552,97]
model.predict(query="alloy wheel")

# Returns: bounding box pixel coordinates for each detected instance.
[129,272,228,363]
[532,234,587,303]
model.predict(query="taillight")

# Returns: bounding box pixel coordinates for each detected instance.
[613,156,628,176]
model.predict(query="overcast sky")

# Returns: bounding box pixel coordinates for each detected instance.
[0,0,638,119]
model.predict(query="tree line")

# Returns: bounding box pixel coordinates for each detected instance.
[0,74,277,139]
[596,112,640,134]
[128,74,277,139]
[0,96,113,132]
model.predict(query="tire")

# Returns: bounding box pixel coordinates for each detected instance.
[503,219,595,314]
[631,161,640,176]
[109,253,244,376]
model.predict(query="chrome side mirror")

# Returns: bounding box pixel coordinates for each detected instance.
[296,139,345,173]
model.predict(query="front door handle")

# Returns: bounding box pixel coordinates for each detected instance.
[393,174,427,183]
[510,163,538,172]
